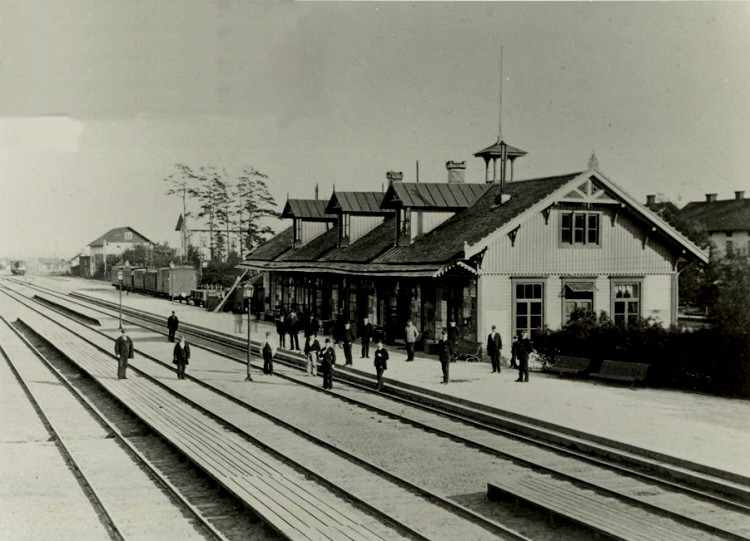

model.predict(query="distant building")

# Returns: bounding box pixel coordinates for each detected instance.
[86,226,154,277]
[240,142,708,346]
[679,192,750,258]
[35,258,69,274]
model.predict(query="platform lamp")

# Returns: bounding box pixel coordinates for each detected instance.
[245,282,254,382]
[117,269,123,329]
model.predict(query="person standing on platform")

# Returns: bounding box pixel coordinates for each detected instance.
[286,310,300,351]
[404,320,418,362]
[114,328,133,380]
[172,335,191,379]
[359,317,373,358]
[319,338,336,389]
[275,310,286,349]
[262,331,277,375]
[515,330,533,383]
[304,333,321,376]
[167,311,179,343]
[487,325,503,374]
[304,313,320,340]
[333,309,346,347]
[438,328,453,384]
[447,320,459,362]
[509,334,519,369]
[342,322,354,365]
[373,340,388,391]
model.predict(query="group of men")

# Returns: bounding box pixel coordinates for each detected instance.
[113,307,532,389]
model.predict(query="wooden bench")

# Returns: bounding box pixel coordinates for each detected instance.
[453,339,481,363]
[487,476,697,541]
[543,355,591,377]
[590,360,649,388]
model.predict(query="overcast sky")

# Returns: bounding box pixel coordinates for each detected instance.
[1,1,749,259]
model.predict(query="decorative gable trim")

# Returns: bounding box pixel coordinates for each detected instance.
[559,176,619,206]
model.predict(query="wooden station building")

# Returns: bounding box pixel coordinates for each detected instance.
[239,142,708,348]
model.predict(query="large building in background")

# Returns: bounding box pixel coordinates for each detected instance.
[83,226,154,277]
[679,192,750,258]
[240,142,708,348]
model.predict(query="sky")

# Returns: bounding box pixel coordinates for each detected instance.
[1,1,749,259]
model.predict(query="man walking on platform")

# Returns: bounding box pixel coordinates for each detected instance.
[262,331,277,375]
[167,311,179,342]
[114,328,133,379]
[172,335,191,379]
[359,317,373,358]
[404,320,418,362]
[342,322,354,365]
[373,340,388,391]
[515,330,533,383]
[304,333,321,376]
[286,310,300,351]
[319,338,336,389]
[487,325,503,373]
[438,329,453,384]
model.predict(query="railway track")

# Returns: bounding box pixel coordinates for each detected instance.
[1,283,530,541]
[5,277,750,540]
[0,313,238,541]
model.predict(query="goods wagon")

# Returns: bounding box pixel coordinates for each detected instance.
[144,269,158,292]
[132,269,146,291]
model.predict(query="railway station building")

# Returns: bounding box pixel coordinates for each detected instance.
[240,144,708,349]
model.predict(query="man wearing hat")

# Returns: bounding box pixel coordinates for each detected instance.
[262,331,277,375]
[487,325,503,374]
[318,338,336,389]
[114,328,134,379]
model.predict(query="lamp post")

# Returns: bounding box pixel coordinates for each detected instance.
[117,269,123,329]
[245,284,254,382]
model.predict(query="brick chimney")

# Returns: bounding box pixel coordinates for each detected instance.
[386,171,403,184]
[706,193,717,203]
[735,191,745,200]
[446,161,466,184]
[646,195,656,207]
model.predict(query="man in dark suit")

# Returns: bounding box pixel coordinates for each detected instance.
[487,325,503,373]
[342,322,354,365]
[114,328,134,379]
[172,335,191,379]
[167,311,179,342]
[438,329,453,384]
[515,330,534,383]
[373,340,389,391]
[319,338,336,389]
[359,317,374,358]
[304,313,320,339]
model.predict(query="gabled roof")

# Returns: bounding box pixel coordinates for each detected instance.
[326,192,392,215]
[282,199,335,221]
[376,173,577,263]
[381,182,489,210]
[463,170,709,264]
[88,227,153,247]
[243,226,294,262]
[680,198,750,233]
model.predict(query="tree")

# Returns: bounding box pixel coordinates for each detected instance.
[710,253,750,337]
[163,164,201,263]
[235,166,280,256]
[119,243,179,268]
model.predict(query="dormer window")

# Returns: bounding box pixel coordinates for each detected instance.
[560,211,599,246]
[396,208,411,246]
[339,214,351,246]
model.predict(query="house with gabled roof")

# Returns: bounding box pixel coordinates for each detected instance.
[85,226,154,277]
[240,144,708,348]
[678,191,750,258]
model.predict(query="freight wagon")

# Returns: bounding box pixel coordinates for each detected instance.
[111,265,198,303]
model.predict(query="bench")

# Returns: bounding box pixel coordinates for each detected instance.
[543,355,591,377]
[590,360,649,388]
[487,477,695,541]
[453,339,481,363]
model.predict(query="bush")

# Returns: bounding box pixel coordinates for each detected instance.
[535,311,750,397]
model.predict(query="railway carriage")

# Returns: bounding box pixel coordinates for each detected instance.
[132,269,146,291]
[10,260,27,276]
[144,269,158,292]
[111,264,198,302]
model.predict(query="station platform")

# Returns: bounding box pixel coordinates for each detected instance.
[34,276,750,480]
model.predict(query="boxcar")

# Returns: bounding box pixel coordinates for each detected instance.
[144,269,158,293]
[10,260,27,276]
[111,265,136,290]
[132,269,146,291]
[169,267,198,301]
